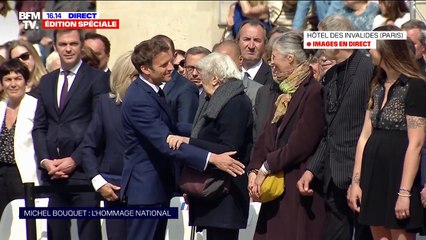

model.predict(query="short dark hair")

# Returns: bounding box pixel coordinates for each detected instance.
[131,39,170,74]
[53,29,84,45]
[175,49,185,57]
[0,59,30,84]
[151,34,175,53]
[185,46,211,59]
[84,32,111,55]
[236,19,268,41]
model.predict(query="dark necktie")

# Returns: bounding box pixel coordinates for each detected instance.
[59,70,69,110]
[157,88,168,106]
[243,72,251,81]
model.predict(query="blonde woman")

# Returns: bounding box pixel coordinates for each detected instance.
[81,51,137,240]
[8,40,47,97]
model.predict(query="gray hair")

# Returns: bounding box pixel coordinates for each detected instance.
[319,14,355,31]
[196,52,241,83]
[273,31,312,63]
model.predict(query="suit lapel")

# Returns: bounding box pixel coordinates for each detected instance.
[52,70,61,114]
[60,63,86,112]
[138,78,174,122]
[324,69,338,125]
[253,61,271,85]
[327,51,361,127]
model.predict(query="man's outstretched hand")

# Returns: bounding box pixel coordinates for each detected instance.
[209,151,244,177]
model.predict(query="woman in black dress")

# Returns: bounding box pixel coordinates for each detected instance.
[348,25,426,240]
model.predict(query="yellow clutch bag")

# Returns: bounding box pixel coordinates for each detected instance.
[260,170,285,203]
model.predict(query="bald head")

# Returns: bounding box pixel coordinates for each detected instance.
[213,40,242,69]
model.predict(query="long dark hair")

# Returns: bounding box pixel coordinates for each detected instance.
[368,25,425,109]
[378,0,409,22]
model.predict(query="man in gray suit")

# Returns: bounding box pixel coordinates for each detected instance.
[213,40,261,109]
[297,15,374,240]
[213,40,261,145]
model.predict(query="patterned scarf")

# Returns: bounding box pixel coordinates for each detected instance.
[271,61,311,123]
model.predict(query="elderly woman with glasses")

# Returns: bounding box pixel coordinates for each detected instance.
[167,52,253,240]
[7,40,47,98]
[0,59,41,216]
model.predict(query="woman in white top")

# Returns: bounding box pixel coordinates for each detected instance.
[372,0,410,29]
[0,59,40,217]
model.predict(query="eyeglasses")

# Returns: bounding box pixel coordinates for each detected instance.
[14,52,30,61]
[185,65,199,73]
[173,60,185,71]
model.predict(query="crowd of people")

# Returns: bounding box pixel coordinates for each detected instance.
[0,1,426,240]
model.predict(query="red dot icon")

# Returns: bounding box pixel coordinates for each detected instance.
[307,42,311,47]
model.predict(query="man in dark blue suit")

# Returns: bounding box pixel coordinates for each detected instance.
[151,35,199,124]
[121,39,246,240]
[32,29,109,240]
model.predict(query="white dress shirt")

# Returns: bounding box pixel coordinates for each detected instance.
[56,60,83,107]
[242,59,263,81]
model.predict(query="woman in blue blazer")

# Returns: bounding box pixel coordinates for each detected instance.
[81,51,137,240]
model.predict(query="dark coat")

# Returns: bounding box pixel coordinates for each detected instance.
[253,81,279,142]
[163,71,199,123]
[120,78,209,205]
[252,60,273,85]
[188,92,253,229]
[32,61,109,183]
[81,94,125,184]
[248,75,326,240]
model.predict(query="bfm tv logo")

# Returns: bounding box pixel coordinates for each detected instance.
[18,12,119,30]
[19,12,40,30]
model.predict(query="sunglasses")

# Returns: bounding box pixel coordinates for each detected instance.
[14,52,30,61]
[173,60,185,71]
